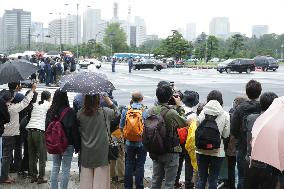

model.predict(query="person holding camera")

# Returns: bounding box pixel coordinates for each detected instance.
[0,83,36,184]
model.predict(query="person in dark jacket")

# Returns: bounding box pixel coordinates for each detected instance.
[46,89,80,189]
[0,92,11,136]
[230,80,262,189]
[246,92,279,189]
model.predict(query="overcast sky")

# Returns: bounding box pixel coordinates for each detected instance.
[1,0,284,38]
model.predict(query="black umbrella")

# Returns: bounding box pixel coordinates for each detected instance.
[59,72,115,95]
[0,59,38,85]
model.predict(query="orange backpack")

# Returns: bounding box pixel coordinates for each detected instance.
[123,106,144,141]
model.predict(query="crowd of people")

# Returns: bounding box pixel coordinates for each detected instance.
[0,78,283,189]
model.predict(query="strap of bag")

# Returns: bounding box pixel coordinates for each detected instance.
[160,105,171,118]
[102,108,114,144]
[59,107,71,121]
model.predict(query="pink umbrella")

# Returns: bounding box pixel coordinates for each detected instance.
[251,96,284,171]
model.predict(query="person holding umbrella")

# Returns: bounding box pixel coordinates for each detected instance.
[78,93,118,189]
[0,84,36,184]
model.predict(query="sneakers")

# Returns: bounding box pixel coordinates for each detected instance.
[37,177,47,184]
[174,182,183,188]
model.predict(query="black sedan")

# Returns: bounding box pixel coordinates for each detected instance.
[132,59,167,71]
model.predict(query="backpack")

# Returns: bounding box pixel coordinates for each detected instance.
[195,114,221,150]
[142,108,170,156]
[123,106,144,141]
[239,101,261,152]
[45,108,70,154]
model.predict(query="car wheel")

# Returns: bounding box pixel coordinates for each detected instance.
[133,65,136,70]
[226,68,231,74]
[262,67,267,72]
[153,66,157,71]
[238,71,242,74]
[96,65,101,69]
[246,68,251,74]
[219,70,223,73]
[273,68,276,72]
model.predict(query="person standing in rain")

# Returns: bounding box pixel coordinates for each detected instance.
[112,57,116,72]
[128,57,133,73]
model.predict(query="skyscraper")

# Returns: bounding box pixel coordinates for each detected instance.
[113,2,119,21]
[2,9,31,50]
[209,17,230,39]
[186,23,196,41]
[134,16,146,47]
[48,15,81,46]
[252,25,269,38]
[31,21,42,42]
[83,8,101,43]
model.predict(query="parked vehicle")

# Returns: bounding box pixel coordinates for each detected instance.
[210,57,220,62]
[254,56,279,71]
[133,59,167,71]
[79,59,101,69]
[217,58,255,74]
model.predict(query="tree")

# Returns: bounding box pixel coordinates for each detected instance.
[155,30,192,60]
[103,23,128,54]
[193,32,207,60]
[206,35,219,61]
[229,34,245,57]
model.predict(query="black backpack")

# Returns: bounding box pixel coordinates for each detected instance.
[142,108,170,158]
[195,114,221,150]
[239,101,261,152]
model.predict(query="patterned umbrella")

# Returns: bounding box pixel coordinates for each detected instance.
[59,72,115,95]
[0,59,38,85]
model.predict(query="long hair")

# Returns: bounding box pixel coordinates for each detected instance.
[38,91,51,105]
[82,94,100,116]
[48,89,69,118]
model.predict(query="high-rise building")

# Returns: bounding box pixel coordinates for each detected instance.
[209,17,230,39]
[186,23,196,41]
[130,26,137,46]
[252,25,269,38]
[2,9,31,50]
[96,20,109,43]
[134,16,146,47]
[83,8,101,43]
[146,34,159,41]
[0,17,3,50]
[48,15,81,45]
[113,2,119,21]
[31,21,42,42]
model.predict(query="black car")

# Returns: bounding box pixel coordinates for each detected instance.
[254,56,279,71]
[133,59,167,71]
[217,59,255,74]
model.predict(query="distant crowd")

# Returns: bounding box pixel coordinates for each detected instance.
[0,78,283,189]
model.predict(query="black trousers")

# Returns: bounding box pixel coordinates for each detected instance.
[247,162,278,189]
[227,155,236,189]
[175,145,194,189]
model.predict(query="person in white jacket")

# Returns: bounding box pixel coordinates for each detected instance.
[26,90,51,184]
[0,84,36,184]
[196,90,230,189]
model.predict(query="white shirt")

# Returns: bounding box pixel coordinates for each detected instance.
[3,91,34,136]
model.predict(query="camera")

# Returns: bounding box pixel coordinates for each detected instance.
[168,81,183,105]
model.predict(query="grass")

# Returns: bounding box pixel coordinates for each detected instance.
[279,62,284,64]
[184,61,218,69]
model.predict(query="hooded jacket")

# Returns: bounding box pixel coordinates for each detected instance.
[196,100,230,157]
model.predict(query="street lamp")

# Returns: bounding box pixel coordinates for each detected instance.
[281,44,284,59]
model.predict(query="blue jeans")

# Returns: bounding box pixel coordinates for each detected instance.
[196,154,223,189]
[236,150,248,189]
[112,63,115,72]
[124,145,147,189]
[50,145,74,189]
[151,153,179,189]
[129,65,132,73]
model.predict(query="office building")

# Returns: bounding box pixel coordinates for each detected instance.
[209,17,230,39]
[186,23,196,41]
[146,34,159,41]
[83,8,101,43]
[252,25,269,38]
[31,21,42,42]
[113,2,119,21]
[130,26,137,46]
[48,15,81,45]
[134,16,147,47]
[2,9,31,50]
